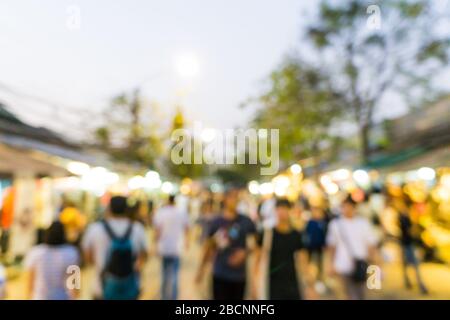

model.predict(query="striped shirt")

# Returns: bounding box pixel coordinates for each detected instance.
[25,244,79,300]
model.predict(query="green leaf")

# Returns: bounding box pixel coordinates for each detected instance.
[397,0,426,18]
[307,27,330,48]
[364,34,385,47]
[417,40,450,63]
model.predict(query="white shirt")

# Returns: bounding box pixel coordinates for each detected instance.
[25,244,80,300]
[327,216,378,275]
[81,218,148,297]
[153,205,189,257]
[260,198,277,229]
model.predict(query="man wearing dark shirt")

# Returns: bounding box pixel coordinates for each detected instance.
[254,199,313,300]
[196,187,257,300]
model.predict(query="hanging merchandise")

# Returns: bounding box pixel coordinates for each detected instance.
[1,186,15,230]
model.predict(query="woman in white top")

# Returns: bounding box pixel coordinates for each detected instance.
[25,221,80,300]
[326,195,380,300]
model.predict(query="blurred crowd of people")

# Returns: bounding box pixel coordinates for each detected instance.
[0,182,437,300]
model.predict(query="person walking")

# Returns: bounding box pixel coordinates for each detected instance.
[304,206,327,285]
[196,198,217,244]
[254,199,313,300]
[326,195,380,300]
[25,221,80,300]
[82,196,148,300]
[396,198,428,294]
[196,187,258,300]
[59,200,87,246]
[153,194,190,300]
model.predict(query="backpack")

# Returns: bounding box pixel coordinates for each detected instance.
[305,220,326,249]
[101,220,139,300]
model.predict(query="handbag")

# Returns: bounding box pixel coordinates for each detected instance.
[337,220,368,283]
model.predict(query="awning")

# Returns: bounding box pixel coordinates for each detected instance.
[0,133,95,163]
[368,145,450,172]
[0,143,70,176]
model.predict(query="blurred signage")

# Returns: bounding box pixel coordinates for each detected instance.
[389,99,450,148]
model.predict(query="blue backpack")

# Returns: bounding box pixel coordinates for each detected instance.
[305,220,326,249]
[101,220,139,300]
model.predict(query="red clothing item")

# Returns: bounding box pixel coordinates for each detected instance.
[1,187,15,229]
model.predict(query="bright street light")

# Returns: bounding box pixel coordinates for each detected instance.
[417,167,436,181]
[290,164,302,175]
[161,181,175,194]
[259,182,274,196]
[67,161,90,176]
[174,53,200,79]
[248,181,260,195]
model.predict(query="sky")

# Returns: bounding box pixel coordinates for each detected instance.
[1,1,448,141]
[0,0,312,138]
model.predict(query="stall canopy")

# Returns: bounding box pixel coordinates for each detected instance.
[0,143,69,176]
[0,103,101,173]
[367,145,450,172]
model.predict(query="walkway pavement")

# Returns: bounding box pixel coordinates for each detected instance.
[5,233,450,300]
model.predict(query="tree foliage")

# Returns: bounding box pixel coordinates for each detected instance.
[94,89,163,169]
[250,58,344,169]
[166,107,206,179]
[304,0,450,163]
